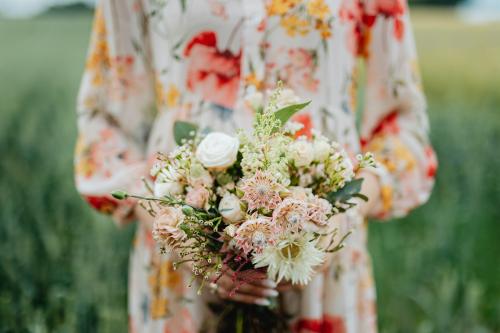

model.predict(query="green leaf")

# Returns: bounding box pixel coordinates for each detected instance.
[326,178,364,204]
[173,121,198,146]
[274,101,311,126]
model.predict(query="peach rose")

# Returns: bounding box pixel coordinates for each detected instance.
[185,186,210,209]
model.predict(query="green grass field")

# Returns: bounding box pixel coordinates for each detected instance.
[0,8,499,333]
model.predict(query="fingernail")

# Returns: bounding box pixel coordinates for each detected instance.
[261,280,277,288]
[264,289,279,297]
[255,298,271,306]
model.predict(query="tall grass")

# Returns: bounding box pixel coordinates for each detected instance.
[0,9,499,333]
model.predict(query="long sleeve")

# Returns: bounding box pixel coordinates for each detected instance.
[359,0,437,220]
[74,0,155,225]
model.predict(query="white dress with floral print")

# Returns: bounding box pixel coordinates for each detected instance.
[75,0,437,332]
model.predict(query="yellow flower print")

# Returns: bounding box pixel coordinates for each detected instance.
[307,0,330,20]
[150,297,169,319]
[166,84,180,108]
[380,185,393,213]
[159,260,182,289]
[155,77,167,107]
[147,260,182,319]
[280,14,310,37]
[245,72,264,90]
[315,20,332,40]
[85,6,110,85]
[266,0,300,16]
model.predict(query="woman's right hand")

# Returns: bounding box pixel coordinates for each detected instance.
[214,268,278,306]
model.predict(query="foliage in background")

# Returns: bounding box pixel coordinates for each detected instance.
[0,9,499,333]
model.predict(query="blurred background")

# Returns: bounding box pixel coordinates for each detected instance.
[0,0,499,332]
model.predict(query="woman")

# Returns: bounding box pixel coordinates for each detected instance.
[74,0,437,332]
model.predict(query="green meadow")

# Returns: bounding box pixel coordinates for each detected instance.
[0,8,499,333]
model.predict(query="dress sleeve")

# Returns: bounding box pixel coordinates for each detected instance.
[359,0,437,220]
[74,0,155,225]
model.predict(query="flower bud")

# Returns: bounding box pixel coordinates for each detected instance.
[182,205,195,216]
[111,190,128,200]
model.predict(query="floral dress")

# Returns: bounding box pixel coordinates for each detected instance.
[74,0,437,332]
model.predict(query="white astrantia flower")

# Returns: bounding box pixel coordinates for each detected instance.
[195,132,239,169]
[252,234,325,285]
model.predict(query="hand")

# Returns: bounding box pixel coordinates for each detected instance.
[354,170,381,218]
[213,267,278,306]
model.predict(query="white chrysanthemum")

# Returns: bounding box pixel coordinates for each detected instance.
[252,234,325,285]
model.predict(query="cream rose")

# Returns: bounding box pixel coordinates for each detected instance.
[154,180,184,197]
[152,207,186,245]
[195,132,239,169]
[289,140,314,167]
[218,193,245,224]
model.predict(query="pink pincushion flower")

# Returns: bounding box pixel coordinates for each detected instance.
[272,198,309,232]
[234,216,276,255]
[152,207,186,249]
[185,186,210,209]
[240,171,283,211]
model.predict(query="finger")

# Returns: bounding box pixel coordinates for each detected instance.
[248,278,277,289]
[236,283,278,298]
[218,287,271,306]
[217,273,278,298]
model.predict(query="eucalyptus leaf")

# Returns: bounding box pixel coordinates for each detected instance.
[174,121,198,146]
[274,101,311,127]
[326,178,364,204]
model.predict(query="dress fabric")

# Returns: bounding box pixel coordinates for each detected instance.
[74,0,437,332]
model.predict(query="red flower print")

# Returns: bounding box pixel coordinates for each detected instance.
[184,30,242,109]
[366,0,405,18]
[425,146,438,178]
[339,0,371,57]
[360,111,399,148]
[364,0,406,41]
[370,110,400,137]
[293,314,347,333]
[85,195,118,214]
[292,113,313,139]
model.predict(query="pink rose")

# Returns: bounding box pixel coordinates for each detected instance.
[185,186,210,209]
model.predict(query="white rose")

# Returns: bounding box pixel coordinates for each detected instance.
[219,193,245,224]
[313,139,331,162]
[289,140,314,167]
[275,88,301,109]
[196,132,239,169]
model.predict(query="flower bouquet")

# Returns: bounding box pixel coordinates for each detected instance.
[112,86,375,332]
